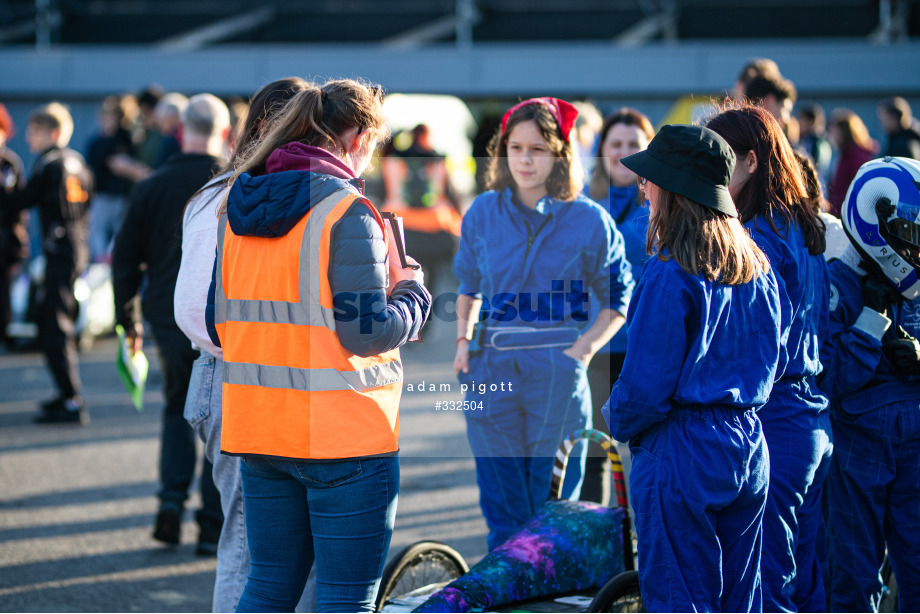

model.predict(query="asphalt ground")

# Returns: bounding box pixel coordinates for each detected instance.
[0,312,489,613]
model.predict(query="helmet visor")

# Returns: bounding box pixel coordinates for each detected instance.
[879,200,920,269]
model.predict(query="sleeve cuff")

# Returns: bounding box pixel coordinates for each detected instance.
[853,306,892,340]
[610,298,629,317]
[456,282,482,299]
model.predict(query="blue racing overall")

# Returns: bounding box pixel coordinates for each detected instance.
[604,254,782,613]
[819,248,920,613]
[746,215,833,613]
[454,188,633,551]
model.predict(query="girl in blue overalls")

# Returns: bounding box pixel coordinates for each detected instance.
[582,108,655,504]
[604,124,783,612]
[453,97,634,551]
[707,105,833,612]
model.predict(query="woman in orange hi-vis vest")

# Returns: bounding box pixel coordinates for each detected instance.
[208,79,431,612]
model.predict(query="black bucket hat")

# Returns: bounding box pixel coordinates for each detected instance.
[621,124,738,217]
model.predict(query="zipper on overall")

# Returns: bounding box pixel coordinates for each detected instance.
[522,215,552,278]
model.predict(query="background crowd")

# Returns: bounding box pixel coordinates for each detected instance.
[1,57,919,613]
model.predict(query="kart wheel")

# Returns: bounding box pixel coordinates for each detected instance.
[375,541,469,612]
[586,570,644,613]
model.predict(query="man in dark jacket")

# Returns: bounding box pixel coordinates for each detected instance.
[113,93,227,554]
[0,103,27,350]
[1,103,93,424]
[878,97,920,160]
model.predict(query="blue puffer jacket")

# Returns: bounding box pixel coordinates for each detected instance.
[206,143,431,356]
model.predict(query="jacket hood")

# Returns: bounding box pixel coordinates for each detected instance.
[226,143,364,238]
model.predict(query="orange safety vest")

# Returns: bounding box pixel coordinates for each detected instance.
[214,189,402,460]
[381,201,463,236]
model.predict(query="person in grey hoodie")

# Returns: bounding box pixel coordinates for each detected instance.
[175,78,314,613]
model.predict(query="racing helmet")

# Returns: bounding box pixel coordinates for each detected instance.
[841,156,920,300]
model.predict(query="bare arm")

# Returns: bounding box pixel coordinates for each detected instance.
[108,154,153,183]
[453,294,482,374]
[564,307,625,366]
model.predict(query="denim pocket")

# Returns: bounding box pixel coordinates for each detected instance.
[183,353,215,427]
[294,460,364,487]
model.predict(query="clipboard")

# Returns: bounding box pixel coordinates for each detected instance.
[381,211,421,270]
[380,211,423,342]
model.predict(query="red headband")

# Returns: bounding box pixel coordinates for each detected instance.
[500,97,579,143]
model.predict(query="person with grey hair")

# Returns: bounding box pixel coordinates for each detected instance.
[154,92,188,166]
[113,92,229,554]
[108,92,190,182]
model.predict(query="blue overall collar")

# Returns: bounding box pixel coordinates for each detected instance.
[503,187,563,216]
[608,183,638,203]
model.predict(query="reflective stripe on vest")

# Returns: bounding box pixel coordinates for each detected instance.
[214,188,402,460]
[223,360,403,392]
[214,191,343,332]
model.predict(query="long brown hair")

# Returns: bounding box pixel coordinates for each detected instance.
[223,78,387,211]
[228,77,309,171]
[589,108,655,201]
[793,149,828,216]
[830,108,875,152]
[648,189,770,285]
[485,102,581,201]
[706,103,826,255]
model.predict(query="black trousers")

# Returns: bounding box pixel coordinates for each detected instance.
[150,324,221,527]
[38,257,81,399]
[581,352,626,504]
[0,255,12,345]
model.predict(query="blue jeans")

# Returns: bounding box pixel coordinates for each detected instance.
[237,455,399,613]
[88,192,127,260]
[183,352,314,613]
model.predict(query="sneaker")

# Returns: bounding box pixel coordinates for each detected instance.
[40,397,65,412]
[35,398,89,425]
[153,505,182,545]
[195,519,221,556]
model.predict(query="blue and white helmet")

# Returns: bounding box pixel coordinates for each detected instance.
[842,156,920,300]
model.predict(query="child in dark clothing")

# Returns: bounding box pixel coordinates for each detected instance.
[0,102,93,423]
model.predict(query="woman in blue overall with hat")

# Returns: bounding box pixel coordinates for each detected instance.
[453,97,634,551]
[604,124,783,612]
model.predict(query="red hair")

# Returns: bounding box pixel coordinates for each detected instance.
[706,103,825,256]
[0,103,15,138]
